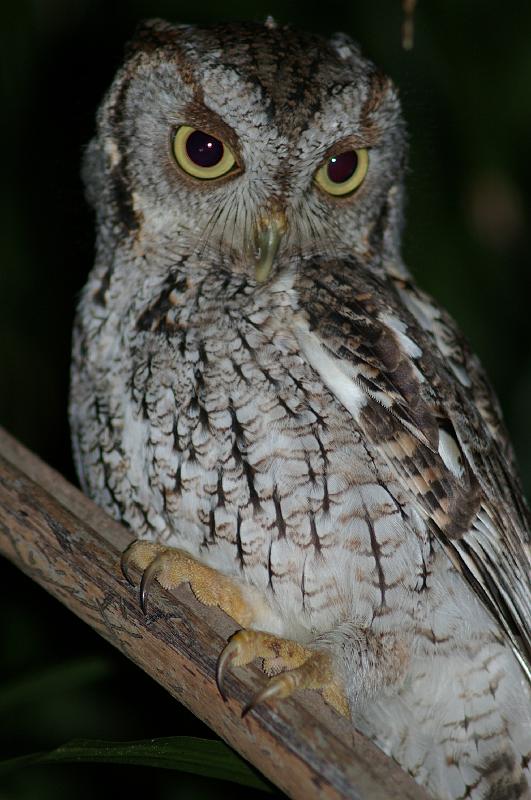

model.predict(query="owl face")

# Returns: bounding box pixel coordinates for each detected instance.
[87,20,407,283]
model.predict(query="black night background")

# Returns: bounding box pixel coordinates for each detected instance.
[1,2,530,798]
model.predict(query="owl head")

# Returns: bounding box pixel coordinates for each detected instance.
[84,19,407,286]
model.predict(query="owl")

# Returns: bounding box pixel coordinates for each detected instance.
[69,18,531,800]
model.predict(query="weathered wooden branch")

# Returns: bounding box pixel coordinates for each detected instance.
[0,427,429,800]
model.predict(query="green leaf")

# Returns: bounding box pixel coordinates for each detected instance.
[0,736,273,792]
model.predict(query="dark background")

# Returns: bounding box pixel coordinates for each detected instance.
[1,1,530,798]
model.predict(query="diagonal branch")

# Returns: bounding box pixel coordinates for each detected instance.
[0,427,429,800]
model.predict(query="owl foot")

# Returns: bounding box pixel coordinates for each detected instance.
[121,543,348,716]
[121,540,256,627]
[216,629,349,717]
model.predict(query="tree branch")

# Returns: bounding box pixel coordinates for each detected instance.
[0,427,429,800]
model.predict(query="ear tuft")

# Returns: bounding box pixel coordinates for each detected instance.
[125,18,183,59]
[329,32,363,63]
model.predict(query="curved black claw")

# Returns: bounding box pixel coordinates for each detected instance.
[241,681,285,718]
[216,637,239,702]
[120,544,136,586]
[139,555,163,615]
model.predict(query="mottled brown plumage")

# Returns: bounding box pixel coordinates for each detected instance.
[71,19,531,799]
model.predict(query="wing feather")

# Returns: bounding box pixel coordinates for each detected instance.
[294,259,531,680]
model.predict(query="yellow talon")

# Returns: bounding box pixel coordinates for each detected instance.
[122,541,349,718]
[216,629,349,717]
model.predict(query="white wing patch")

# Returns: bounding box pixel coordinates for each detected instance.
[378,311,422,359]
[293,315,367,420]
[438,428,465,479]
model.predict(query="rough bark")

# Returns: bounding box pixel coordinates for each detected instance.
[0,427,429,800]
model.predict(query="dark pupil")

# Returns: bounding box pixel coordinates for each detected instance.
[327,151,358,183]
[186,130,224,168]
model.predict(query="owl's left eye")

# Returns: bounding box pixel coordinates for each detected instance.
[314,148,369,197]
[172,126,237,180]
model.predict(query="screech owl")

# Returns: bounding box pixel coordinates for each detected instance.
[70,19,531,800]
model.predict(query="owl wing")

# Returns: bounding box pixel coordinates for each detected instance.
[293,260,531,680]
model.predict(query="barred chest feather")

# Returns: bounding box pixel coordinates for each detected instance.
[71,20,531,799]
[73,253,497,651]
[72,250,531,798]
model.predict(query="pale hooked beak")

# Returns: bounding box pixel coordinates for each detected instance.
[253,209,287,283]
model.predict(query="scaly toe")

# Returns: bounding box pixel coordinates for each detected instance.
[120,541,168,614]
[216,629,267,699]
[217,635,350,718]
[121,541,263,629]
[242,671,300,717]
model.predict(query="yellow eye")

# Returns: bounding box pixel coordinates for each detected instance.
[172,125,237,180]
[314,148,369,196]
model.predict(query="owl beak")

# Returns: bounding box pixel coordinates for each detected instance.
[253,210,287,283]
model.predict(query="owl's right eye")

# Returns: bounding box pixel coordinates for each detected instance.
[172,126,238,180]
